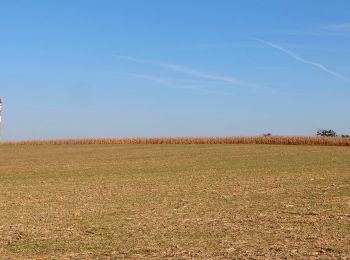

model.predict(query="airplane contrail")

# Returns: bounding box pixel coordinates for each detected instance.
[117,72,233,96]
[113,55,267,91]
[253,38,350,84]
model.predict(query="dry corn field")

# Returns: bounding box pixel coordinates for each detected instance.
[6,136,350,146]
[0,143,349,258]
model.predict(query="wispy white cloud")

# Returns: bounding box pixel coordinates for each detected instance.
[326,23,350,32]
[162,63,242,85]
[119,72,232,95]
[271,29,350,37]
[166,43,260,51]
[113,55,267,91]
[253,38,350,84]
[114,55,241,84]
[281,44,350,53]
[121,72,194,85]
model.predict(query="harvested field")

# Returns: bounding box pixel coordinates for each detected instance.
[0,144,349,258]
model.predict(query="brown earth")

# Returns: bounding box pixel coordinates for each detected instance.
[0,144,349,258]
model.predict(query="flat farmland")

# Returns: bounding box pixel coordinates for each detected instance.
[0,144,349,258]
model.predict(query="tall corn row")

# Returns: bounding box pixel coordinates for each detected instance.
[3,136,350,146]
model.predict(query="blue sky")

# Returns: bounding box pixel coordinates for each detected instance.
[1,0,350,140]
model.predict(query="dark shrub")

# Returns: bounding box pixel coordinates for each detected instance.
[317,129,337,137]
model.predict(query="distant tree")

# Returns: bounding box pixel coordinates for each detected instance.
[317,129,337,137]
[263,133,272,137]
[341,134,350,138]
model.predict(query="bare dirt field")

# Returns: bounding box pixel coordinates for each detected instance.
[0,144,349,258]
